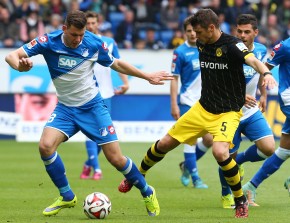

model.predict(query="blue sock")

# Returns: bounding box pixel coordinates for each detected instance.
[119,157,152,197]
[42,152,74,201]
[184,152,199,182]
[218,167,231,196]
[236,145,265,164]
[85,140,100,171]
[251,153,285,187]
[195,143,207,160]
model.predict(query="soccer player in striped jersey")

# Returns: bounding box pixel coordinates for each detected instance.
[218,14,275,208]
[118,9,277,218]
[5,10,172,217]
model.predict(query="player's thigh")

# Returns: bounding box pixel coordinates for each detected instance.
[168,102,207,145]
[76,100,118,145]
[209,110,242,148]
[243,110,273,142]
[45,103,79,138]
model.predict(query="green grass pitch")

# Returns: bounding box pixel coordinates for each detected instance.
[0,140,289,223]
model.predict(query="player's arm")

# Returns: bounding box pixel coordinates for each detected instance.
[245,55,277,90]
[111,58,173,85]
[114,73,129,95]
[5,47,33,72]
[258,74,267,112]
[170,75,180,120]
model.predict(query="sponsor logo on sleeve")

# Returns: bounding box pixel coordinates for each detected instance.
[173,53,177,61]
[27,39,37,49]
[235,42,248,51]
[102,42,108,51]
[171,63,176,72]
[273,43,282,51]
[108,126,115,134]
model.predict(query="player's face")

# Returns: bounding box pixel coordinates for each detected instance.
[86,17,98,34]
[236,24,258,49]
[185,24,197,45]
[62,25,86,48]
[193,24,214,44]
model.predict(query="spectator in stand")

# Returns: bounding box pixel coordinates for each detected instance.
[45,13,63,33]
[42,0,67,25]
[258,13,283,49]
[115,9,138,49]
[209,0,231,34]
[160,0,180,30]
[15,0,43,18]
[97,13,112,33]
[144,27,165,50]
[19,9,45,43]
[225,0,253,25]
[250,0,277,28]
[68,0,80,11]
[167,29,184,49]
[131,0,157,29]
[0,7,22,48]
[276,0,290,28]
[79,0,93,11]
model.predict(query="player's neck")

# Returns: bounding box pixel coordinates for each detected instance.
[208,29,222,44]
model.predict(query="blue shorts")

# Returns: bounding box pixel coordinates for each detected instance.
[281,105,290,134]
[179,104,191,116]
[230,110,273,154]
[45,93,118,145]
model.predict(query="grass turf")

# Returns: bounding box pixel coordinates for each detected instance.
[0,140,289,223]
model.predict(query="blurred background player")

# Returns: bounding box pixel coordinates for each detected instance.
[218,14,275,208]
[80,11,129,181]
[242,35,290,206]
[170,16,212,189]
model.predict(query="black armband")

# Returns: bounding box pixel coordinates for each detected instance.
[263,72,272,77]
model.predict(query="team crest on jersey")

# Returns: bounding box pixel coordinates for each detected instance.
[81,48,89,57]
[99,127,108,137]
[108,126,115,134]
[58,55,83,69]
[27,39,37,49]
[269,50,276,60]
[38,35,48,43]
[216,48,222,57]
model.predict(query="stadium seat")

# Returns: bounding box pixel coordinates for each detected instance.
[160,29,174,47]
[108,12,125,35]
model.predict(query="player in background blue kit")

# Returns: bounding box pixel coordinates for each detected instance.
[242,36,290,204]
[170,16,212,189]
[217,14,275,208]
[80,11,129,181]
[5,10,173,217]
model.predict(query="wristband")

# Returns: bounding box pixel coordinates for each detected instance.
[263,72,272,77]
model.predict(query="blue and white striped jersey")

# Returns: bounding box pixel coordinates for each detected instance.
[267,38,290,107]
[22,30,114,106]
[241,42,267,120]
[171,41,201,107]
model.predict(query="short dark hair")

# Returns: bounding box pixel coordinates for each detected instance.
[189,8,219,29]
[65,10,87,29]
[236,14,258,30]
[183,15,194,31]
[85,11,99,21]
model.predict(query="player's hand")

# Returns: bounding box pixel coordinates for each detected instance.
[258,95,267,113]
[262,74,277,90]
[18,57,33,72]
[244,94,257,109]
[147,71,173,85]
[114,84,129,95]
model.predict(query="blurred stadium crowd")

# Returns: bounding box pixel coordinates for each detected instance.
[0,0,289,50]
